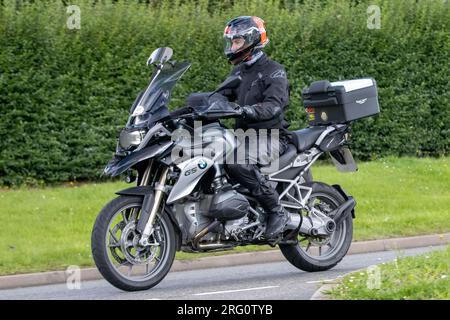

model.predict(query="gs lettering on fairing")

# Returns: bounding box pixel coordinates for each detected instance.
[91,47,380,291]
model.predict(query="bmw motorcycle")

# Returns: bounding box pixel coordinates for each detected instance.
[92,47,379,291]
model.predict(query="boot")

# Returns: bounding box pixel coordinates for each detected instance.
[265,206,291,238]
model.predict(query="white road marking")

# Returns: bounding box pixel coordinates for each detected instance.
[306,278,339,284]
[193,285,279,296]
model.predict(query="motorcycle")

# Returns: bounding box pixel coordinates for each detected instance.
[91,47,379,291]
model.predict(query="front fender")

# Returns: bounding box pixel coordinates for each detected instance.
[104,141,173,177]
[116,185,154,196]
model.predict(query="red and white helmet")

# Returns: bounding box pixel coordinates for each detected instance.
[223,16,269,65]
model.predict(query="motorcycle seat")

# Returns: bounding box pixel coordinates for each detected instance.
[290,126,327,152]
[260,143,297,175]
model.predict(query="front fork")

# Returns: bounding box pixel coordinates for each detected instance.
[138,163,169,246]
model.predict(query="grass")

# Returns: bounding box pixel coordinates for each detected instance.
[328,245,450,299]
[0,157,449,275]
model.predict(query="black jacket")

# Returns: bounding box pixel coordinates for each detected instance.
[217,53,290,131]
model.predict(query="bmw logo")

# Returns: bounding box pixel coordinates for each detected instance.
[198,159,207,169]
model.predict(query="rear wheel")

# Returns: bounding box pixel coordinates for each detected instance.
[279,182,353,272]
[91,195,176,291]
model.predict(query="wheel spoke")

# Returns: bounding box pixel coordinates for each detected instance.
[109,229,119,244]
[127,265,133,276]
[132,208,139,222]
[318,246,322,256]
[305,242,311,252]
[126,240,134,248]
[122,211,129,224]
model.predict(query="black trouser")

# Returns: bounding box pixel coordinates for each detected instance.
[226,164,280,211]
[225,134,289,212]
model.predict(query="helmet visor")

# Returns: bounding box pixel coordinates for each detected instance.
[223,27,259,55]
[224,36,247,54]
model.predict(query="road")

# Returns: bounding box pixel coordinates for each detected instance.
[0,246,444,300]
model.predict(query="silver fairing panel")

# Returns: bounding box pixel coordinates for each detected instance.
[166,124,237,204]
[166,156,214,203]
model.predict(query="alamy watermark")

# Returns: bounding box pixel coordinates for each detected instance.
[366,265,381,289]
[66,5,81,30]
[170,121,282,171]
[66,265,81,290]
[367,5,381,30]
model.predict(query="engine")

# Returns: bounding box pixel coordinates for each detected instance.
[173,188,251,247]
[223,216,249,239]
[174,200,215,243]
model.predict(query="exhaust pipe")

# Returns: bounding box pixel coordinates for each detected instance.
[192,220,221,250]
[197,243,235,251]
[332,197,356,226]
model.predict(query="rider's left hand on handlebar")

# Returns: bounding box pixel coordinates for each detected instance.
[235,105,256,119]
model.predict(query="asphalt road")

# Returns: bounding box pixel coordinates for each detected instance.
[0,246,444,300]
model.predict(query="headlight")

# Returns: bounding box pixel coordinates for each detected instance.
[119,129,146,150]
[134,112,151,126]
[132,105,145,116]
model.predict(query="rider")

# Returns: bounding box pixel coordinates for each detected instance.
[215,16,292,238]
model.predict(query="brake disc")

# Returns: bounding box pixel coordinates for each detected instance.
[120,222,159,265]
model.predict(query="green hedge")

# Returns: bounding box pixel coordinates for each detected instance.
[0,0,449,186]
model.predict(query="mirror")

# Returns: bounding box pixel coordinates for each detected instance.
[147,47,173,66]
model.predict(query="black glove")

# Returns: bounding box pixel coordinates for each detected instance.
[235,105,257,120]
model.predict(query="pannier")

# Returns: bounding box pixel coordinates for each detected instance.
[302,78,380,126]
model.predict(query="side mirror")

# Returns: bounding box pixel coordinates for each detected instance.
[147,47,173,66]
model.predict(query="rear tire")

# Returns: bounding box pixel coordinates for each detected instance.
[91,195,176,291]
[279,182,353,272]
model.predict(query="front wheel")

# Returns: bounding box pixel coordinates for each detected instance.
[279,182,353,272]
[91,195,176,291]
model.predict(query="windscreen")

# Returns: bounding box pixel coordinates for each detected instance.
[128,61,191,128]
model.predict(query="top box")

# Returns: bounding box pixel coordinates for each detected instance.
[302,78,380,126]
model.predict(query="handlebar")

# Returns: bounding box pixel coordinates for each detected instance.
[170,102,243,121]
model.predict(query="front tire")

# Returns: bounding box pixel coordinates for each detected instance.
[279,182,353,272]
[91,195,176,291]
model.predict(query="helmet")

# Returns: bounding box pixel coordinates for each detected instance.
[223,16,269,65]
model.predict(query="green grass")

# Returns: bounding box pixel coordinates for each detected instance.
[0,157,449,275]
[328,245,450,299]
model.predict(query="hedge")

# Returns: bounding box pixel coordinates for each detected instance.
[0,0,449,186]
